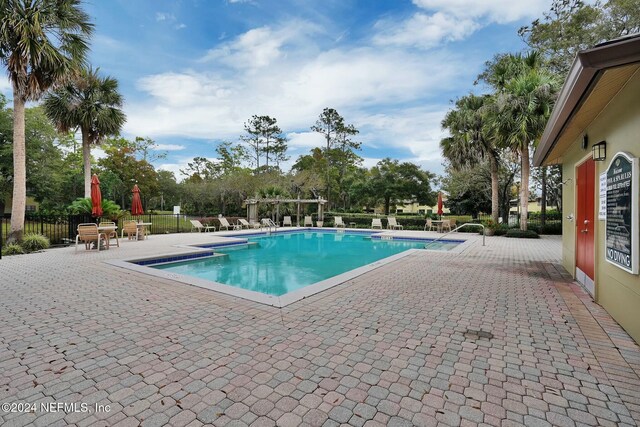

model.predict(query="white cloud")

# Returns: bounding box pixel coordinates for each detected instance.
[375,0,551,49]
[362,157,382,169]
[124,20,472,176]
[411,0,550,23]
[200,21,323,70]
[0,76,11,93]
[287,132,324,149]
[126,45,463,140]
[354,107,449,168]
[374,12,479,48]
[155,144,186,151]
[175,23,187,30]
[92,147,107,160]
[156,12,175,22]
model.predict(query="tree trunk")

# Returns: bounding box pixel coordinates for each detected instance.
[540,166,547,229]
[82,130,92,198]
[8,95,26,243]
[384,197,390,215]
[520,145,530,231]
[489,153,499,224]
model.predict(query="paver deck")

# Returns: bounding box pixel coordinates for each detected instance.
[1,231,639,426]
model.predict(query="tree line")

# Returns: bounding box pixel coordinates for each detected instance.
[0,1,438,243]
[440,0,639,230]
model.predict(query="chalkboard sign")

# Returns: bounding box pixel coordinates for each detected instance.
[605,152,638,274]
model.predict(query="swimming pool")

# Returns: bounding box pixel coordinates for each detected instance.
[151,231,460,297]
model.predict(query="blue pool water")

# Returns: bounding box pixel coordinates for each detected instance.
[153,232,459,296]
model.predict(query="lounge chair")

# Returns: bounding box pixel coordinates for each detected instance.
[371,218,383,229]
[219,217,239,231]
[424,218,437,231]
[190,219,215,232]
[238,218,260,229]
[387,217,403,230]
[304,216,313,227]
[121,220,140,240]
[76,223,108,251]
[99,221,119,247]
[282,216,292,227]
[334,216,345,228]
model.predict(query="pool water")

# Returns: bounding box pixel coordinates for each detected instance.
[153,232,458,296]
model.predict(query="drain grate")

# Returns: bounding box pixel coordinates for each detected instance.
[464,329,494,340]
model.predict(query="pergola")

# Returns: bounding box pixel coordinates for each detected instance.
[244,197,327,226]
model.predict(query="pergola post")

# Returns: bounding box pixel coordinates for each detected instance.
[247,200,258,224]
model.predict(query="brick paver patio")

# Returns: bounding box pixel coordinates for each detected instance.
[1,232,639,426]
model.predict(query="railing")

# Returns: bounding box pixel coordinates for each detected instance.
[424,223,485,249]
[261,218,278,234]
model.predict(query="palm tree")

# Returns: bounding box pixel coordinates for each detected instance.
[487,52,558,230]
[44,67,126,198]
[0,0,93,241]
[441,94,501,224]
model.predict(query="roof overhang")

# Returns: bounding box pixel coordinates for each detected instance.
[534,34,640,167]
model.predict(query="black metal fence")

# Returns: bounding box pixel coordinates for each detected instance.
[1,210,563,247]
[1,213,199,246]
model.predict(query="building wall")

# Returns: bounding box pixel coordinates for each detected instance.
[561,70,640,342]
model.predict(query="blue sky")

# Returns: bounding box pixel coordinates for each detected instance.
[3,0,554,179]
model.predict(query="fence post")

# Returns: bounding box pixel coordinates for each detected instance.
[176,214,179,233]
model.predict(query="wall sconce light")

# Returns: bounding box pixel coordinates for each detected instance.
[592,141,606,161]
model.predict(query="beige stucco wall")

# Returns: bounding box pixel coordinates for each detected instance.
[561,69,640,343]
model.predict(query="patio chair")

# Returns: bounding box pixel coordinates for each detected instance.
[371,218,383,229]
[448,218,457,231]
[304,216,313,227]
[441,219,452,233]
[387,217,403,230]
[334,216,346,228]
[122,220,140,240]
[190,219,215,232]
[76,223,108,251]
[218,217,235,231]
[282,216,292,227]
[99,221,119,248]
[424,218,437,231]
[238,218,261,229]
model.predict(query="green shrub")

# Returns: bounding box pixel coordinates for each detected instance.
[528,222,562,235]
[493,226,509,236]
[505,229,540,239]
[2,243,25,256]
[21,233,50,252]
[68,198,123,220]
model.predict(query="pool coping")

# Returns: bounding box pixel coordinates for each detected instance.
[106,228,474,307]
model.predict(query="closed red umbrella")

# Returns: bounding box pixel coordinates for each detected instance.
[437,192,443,218]
[131,184,144,216]
[91,174,103,218]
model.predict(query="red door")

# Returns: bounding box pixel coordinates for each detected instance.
[576,159,595,281]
